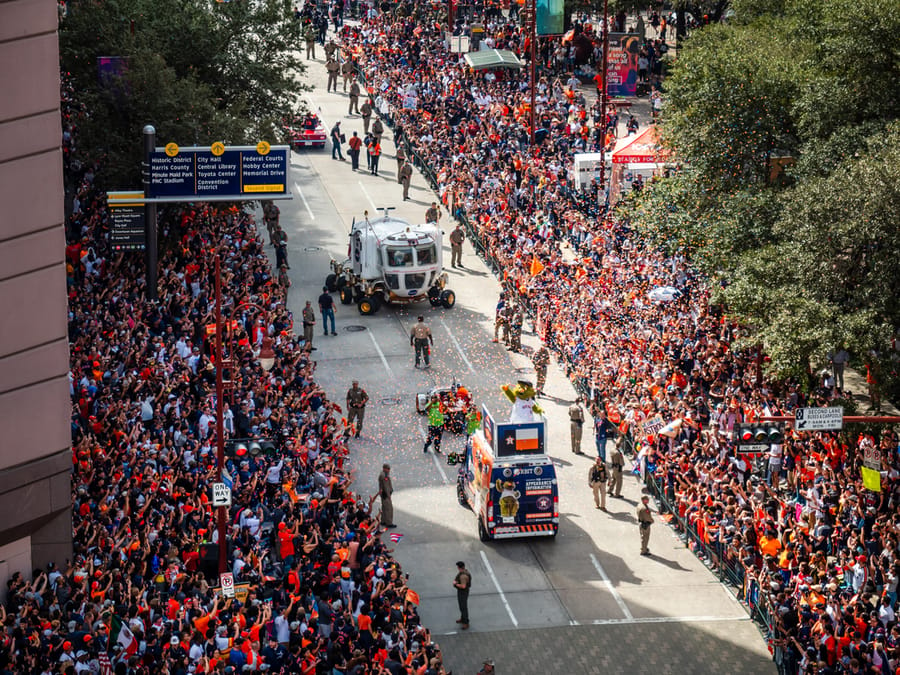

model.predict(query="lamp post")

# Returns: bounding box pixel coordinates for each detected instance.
[598,0,610,194]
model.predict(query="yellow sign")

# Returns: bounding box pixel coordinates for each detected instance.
[165,143,179,157]
[861,465,882,492]
[211,142,225,156]
[256,141,271,156]
[243,184,285,193]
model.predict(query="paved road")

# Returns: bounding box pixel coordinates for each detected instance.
[269,41,775,675]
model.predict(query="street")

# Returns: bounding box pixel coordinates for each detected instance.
[271,56,775,675]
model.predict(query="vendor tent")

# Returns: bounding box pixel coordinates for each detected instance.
[463,49,524,70]
[611,126,669,164]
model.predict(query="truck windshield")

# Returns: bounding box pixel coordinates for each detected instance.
[415,245,436,265]
[386,247,414,267]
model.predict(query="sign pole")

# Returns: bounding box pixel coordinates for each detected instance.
[599,0,609,196]
[141,124,158,301]
[214,254,228,576]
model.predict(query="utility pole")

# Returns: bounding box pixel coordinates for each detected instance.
[214,254,228,575]
[528,0,536,150]
[141,125,158,301]
[598,0,610,195]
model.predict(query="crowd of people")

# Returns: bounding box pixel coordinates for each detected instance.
[0,81,451,675]
[336,4,900,674]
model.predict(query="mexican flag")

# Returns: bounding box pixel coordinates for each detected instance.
[109,614,138,657]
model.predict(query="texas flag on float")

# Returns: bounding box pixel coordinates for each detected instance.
[496,423,544,456]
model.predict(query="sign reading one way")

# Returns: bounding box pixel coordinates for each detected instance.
[794,406,843,431]
[211,482,232,507]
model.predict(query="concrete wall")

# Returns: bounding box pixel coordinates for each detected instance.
[0,0,73,569]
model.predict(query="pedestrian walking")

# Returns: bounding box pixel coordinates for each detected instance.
[410,315,433,368]
[378,464,395,528]
[348,80,361,115]
[492,293,508,343]
[589,456,608,511]
[608,443,625,497]
[532,346,549,395]
[273,226,288,269]
[453,561,471,629]
[399,160,413,200]
[360,99,373,134]
[302,300,316,351]
[326,56,339,92]
[369,139,381,175]
[425,201,441,224]
[423,394,445,453]
[829,345,849,392]
[449,223,465,267]
[319,286,337,335]
[330,122,345,160]
[592,407,618,461]
[364,132,375,172]
[637,494,654,555]
[569,397,585,454]
[347,131,362,171]
[395,143,406,173]
[345,380,369,438]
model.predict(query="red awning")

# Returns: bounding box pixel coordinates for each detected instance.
[611,126,669,164]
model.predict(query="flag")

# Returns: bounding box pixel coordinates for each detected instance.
[515,427,539,451]
[389,532,404,543]
[861,466,882,492]
[98,652,112,675]
[529,256,544,276]
[109,614,138,657]
[406,589,420,605]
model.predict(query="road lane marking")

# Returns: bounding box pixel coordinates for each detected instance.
[590,553,633,621]
[439,318,475,374]
[418,422,449,484]
[367,329,392,377]
[293,181,315,221]
[480,550,518,627]
[358,180,378,211]
[590,615,751,626]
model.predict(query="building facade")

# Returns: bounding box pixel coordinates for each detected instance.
[0,0,72,584]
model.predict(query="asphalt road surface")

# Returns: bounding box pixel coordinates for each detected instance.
[267,49,775,675]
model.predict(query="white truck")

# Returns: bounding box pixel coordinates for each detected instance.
[325,209,456,315]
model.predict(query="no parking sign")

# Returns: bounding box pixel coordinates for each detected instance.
[220,572,235,598]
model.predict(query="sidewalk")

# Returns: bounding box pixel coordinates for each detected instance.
[833,366,899,416]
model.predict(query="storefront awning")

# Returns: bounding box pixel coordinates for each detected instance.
[463,49,524,70]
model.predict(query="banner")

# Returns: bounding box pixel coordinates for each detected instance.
[536,0,564,36]
[861,465,882,492]
[607,34,641,97]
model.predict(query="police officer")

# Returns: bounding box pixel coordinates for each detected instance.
[348,79,361,115]
[453,561,471,630]
[569,397,585,454]
[372,117,384,145]
[360,98,373,134]
[399,160,413,200]
[423,394,444,454]
[324,39,338,60]
[378,464,395,528]
[302,301,316,351]
[410,315,433,368]
[508,304,523,352]
[637,494,654,555]
[449,224,465,268]
[345,380,369,438]
[395,143,406,173]
[532,346,549,396]
[608,442,625,497]
[325,57,339,92]
[589,456,609,511]
[492,293,507,343]
[303,23,317,59]
[341,58,354,91]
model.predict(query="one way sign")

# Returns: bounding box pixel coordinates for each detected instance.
[795,406,843,431]
[211,482,232,507]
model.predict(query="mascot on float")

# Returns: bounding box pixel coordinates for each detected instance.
[501,380,543,423]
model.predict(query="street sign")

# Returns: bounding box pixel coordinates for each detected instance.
[211,482,232,507]
[147,144,291,202]
[219,572,235,598]
[794,406,843,431]
[863,445,882,471]
[737,443,769,455]
[107,191,146,251]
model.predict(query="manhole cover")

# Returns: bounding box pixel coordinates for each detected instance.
[515,367,532,374]
[303,246,322,252]
[344,325,367,332]
[380,397,402,406]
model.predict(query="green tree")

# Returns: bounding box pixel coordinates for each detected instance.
[60,0,306,186]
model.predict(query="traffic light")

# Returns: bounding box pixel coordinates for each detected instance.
[733,423,783,447]
[226,438,277,461]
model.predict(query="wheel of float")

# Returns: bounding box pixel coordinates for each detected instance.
[340,287,354,305]
[325,273,337,292]
[358,297,377,315]
[440,289,456,309]
[478,517,490,542]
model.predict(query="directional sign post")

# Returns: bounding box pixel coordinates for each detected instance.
[219,572,235,598]
[211,482,232,507]
[794,407,843,432]
[737,443,769,455]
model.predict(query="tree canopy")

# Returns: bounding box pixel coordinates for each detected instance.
[60,0,306,187]
[618,0,900,377]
